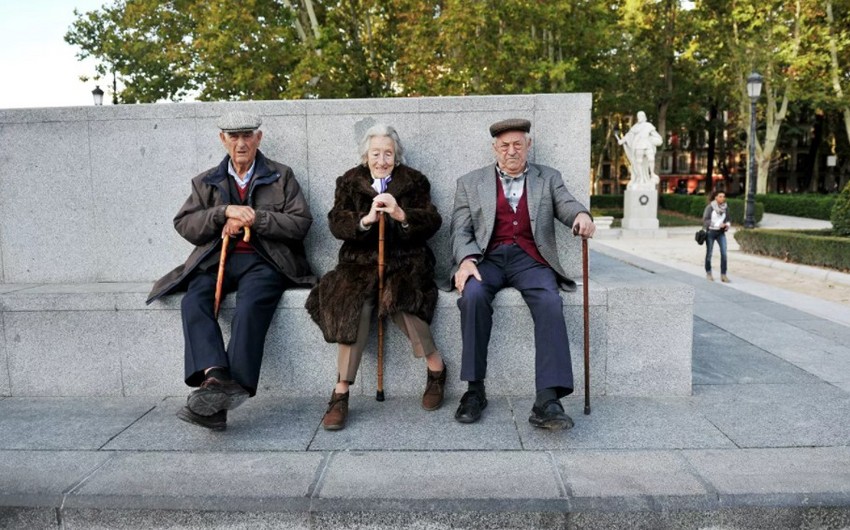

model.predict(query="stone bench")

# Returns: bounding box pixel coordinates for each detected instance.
[0,94,693,398]
[0,252,692,398]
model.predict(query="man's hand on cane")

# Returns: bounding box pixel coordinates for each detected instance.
[572,212,596,239]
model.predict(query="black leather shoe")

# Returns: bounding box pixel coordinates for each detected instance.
[187,374,249,416]
[176,405,227,431]
[454,390,487,424]
[529,400,574,431]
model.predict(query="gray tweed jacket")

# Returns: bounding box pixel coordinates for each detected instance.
[447,162,589,291]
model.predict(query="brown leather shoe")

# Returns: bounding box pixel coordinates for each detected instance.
[322,391,349,431]
[187,372,249,416]
[422,364,447,411]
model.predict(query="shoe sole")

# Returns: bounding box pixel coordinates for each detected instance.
[187,387,249,416]
[322,422,345,431]
[176,407,226,431]
[454,399,487,423]
[528,416,574,431]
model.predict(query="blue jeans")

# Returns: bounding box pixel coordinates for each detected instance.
[704,230,727,275]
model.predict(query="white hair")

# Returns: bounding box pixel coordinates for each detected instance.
[358,124,406,166]
[491,132,531,145]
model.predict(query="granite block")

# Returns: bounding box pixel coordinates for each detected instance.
[555,450,712,512]
[66,451,323,511]
[0,313,9,396]
[0,507,58,530]
[0,397,155,450]
[693,383,850,448]
[5,311,124,396]
[605,295,692,396]
[104,397,325,451]
[315,451,562,511]
[0,450,111,507]
[0,120,97,283]
[567,510,720,530]
[516,397,735,451]
[61,509,309,530]
[310,511,568,530]
[0,106,88,123]
[683,447,850,500]
[792,318,850,345]
[309,396,521,451]
[0,283,152,311]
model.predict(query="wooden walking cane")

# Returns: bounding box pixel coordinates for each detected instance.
[213,227,251,319]
[573,225,591,415]
[376,212,386,401]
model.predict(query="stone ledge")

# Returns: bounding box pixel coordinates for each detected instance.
[0,253,692,398]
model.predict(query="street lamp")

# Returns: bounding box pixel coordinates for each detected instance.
[744,72,763,228]
[91,85,104,106]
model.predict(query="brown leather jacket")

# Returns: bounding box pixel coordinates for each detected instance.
[147,151,315,303]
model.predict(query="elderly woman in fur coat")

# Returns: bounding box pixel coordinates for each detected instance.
[305,124,445,431]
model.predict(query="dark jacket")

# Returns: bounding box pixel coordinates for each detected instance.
[147,151,315,303]
[305,164,442,344]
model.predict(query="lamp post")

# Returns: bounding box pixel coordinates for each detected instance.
[91,85,104,106]
[744,72,763,228]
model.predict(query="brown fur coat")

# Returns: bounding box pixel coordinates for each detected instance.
[305,164,442,344]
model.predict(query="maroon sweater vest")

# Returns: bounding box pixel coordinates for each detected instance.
[486,179,548,266]
[233,182,255,254]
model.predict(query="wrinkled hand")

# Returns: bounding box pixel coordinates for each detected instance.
[360,200,381,228]
[373,193,406,223]
[572,212,596,239]
[454,259,482,294]
[225,205,255,226]
[222,217,249,238]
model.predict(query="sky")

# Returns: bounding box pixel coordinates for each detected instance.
[0,0,116,109]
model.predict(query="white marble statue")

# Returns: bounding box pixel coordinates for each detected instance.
[615,111,663,189]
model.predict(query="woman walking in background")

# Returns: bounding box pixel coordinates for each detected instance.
[703,190,731,282]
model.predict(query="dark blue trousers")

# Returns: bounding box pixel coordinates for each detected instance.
[181,253,288,396]
[457,244,574,398]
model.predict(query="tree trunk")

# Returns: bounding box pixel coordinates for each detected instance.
[705,101,718,197]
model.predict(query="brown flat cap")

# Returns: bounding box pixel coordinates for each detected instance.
[489,118,531,137]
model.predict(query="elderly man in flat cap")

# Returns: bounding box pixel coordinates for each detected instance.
[449,118,595,430]
[148,111,315,431]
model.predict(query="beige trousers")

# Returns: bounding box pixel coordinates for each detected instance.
[338,299,437,383]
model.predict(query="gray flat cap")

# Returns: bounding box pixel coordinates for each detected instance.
[489,118,531,137]
[217,111,262,133]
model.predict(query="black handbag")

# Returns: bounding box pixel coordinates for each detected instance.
[695,229,707,245]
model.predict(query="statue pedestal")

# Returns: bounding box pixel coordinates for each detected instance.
[621,186,666,237]
[622,187,659,229]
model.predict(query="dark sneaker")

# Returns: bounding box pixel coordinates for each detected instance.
[176,405,227,431]
[422,364,447,411]
[529,400,574,431]
[454,390,487,424]
[322,391,349,431]
[187,374,249,416]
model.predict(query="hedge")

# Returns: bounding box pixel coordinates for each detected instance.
[831,181,850,236]
[590,195,624,208]
[733,229,850,272]
[754,194,836,220]
[659,194,764,225]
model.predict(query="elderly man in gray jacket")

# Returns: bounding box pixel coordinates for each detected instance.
[148,111,315,431]
[450,118,595,431]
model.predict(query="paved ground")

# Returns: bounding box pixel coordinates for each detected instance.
[2,214,849,529]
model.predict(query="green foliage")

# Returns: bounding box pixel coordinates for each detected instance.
[589,195,624,209]
[659,195,764,225]
[755,194,837,221]
[734,229,850,272]
[831,181,850,236]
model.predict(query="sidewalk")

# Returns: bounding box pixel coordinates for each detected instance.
[2,216,850,529]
